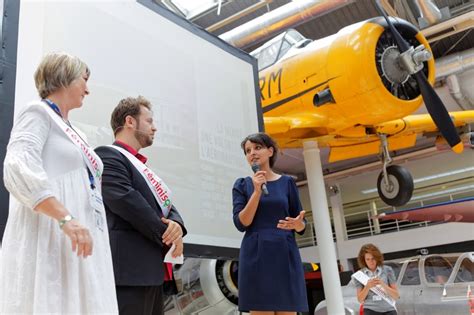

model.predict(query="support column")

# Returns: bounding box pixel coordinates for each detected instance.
[329,184,350,271]
[303,141,345,315]
[371,201,381,234]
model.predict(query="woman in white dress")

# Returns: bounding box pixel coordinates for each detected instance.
[1,52,118,314]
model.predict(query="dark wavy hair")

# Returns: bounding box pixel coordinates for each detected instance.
[357,243,384,269]
[240,132,278,167]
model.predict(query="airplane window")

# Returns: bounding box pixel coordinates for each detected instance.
[257,40,282,69]
[455,257,474,283]
[424,256,454,284]
[401,260,420,285]
[385,262,403,281]
[252,29,308,70]
[286,29,305,43]
[278,39,291,60]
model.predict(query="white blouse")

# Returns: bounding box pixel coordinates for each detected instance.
[1,101,118,314]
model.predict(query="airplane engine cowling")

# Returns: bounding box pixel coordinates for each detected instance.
[200,259,238,306]
[171,258,238,314]
[326,17,435,125]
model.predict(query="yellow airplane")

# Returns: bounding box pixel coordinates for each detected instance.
[251,3,474,206]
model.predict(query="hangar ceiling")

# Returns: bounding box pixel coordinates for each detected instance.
[160,0,473,58]
[157,0,474,196]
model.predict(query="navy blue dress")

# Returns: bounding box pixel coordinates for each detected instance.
[232,175,309,312]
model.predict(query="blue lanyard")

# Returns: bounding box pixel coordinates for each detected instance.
[43,99,96,189]
[43,98,61,116]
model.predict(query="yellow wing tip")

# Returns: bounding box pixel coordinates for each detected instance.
[452,142,464,154]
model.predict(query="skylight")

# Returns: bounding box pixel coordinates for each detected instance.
[169,0,220,20]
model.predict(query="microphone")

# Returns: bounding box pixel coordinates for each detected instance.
[251,163,269,195]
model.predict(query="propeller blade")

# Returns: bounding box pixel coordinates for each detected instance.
[414,71,463,153]
[374,0,463,153]
[374,0,410,52]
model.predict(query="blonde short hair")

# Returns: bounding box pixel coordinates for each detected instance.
[34,52,90,99]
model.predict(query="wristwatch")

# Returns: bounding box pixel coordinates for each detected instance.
[59,214,74,229]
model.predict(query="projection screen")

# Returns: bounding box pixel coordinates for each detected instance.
[14,0,261,251]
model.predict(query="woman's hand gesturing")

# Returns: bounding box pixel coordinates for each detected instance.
[277,210,306,232]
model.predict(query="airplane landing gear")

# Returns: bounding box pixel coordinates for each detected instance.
[377,135,414,206]
[377,165,413,206]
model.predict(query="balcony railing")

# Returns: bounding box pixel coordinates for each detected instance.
[296,184,474,248]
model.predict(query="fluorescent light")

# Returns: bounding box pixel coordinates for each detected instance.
[413,166,474,184]
[361,166,474,194]
[411,184,474,200]
[361,187,378,194]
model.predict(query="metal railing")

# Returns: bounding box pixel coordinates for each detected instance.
[296,184,474,248]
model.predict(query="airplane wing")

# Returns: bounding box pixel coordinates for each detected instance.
[374,111,474,135]
[264,110,474,162]
[376,198,474,223]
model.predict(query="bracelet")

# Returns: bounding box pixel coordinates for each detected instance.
[58,214,74,229]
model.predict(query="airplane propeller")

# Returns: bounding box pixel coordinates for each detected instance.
[374,0,463,153]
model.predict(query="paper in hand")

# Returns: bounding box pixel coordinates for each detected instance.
[352,270,396,307]
[164,243,184,264]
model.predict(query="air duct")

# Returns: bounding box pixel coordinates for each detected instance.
[219,0,354,49]
[415,0,443,27]
[446,74,474,110]
[435,48,474,79]
[436,48,474,110]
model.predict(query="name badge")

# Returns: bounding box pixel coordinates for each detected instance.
[90,189,105,231]
[372,295,382,301]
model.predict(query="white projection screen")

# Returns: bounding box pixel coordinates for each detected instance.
[15,0,262,253]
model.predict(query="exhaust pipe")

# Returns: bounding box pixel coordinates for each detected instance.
[313,88,334,106]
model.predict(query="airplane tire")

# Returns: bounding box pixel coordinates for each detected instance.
[377,165,413,206]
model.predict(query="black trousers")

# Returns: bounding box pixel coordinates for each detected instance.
[116,285,164,315]
[363,309,397,315]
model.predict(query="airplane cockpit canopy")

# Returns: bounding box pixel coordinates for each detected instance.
[250,29,311,70]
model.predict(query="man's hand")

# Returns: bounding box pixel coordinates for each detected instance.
[172,237,184,258]
[161,217,183,246]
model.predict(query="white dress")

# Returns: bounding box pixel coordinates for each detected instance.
[1,102,118,314]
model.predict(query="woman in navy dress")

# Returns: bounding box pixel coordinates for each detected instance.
[232,132,309,315]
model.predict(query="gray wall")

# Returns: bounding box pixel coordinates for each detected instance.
[0,0,19,240]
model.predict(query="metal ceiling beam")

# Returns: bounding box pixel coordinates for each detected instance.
[380,0,398,17]
[206,0,272,33]
[422,10,474,43]
[219,0,354,49]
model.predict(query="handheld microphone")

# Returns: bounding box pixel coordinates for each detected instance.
[251,163,269,195]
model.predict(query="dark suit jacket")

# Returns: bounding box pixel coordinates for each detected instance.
[95,144,187,286]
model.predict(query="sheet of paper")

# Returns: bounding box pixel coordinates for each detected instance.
[164,243,184,264]
[351,270,396,307]
[352,270,370,285]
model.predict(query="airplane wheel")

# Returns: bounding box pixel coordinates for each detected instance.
[377,165,413,206]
